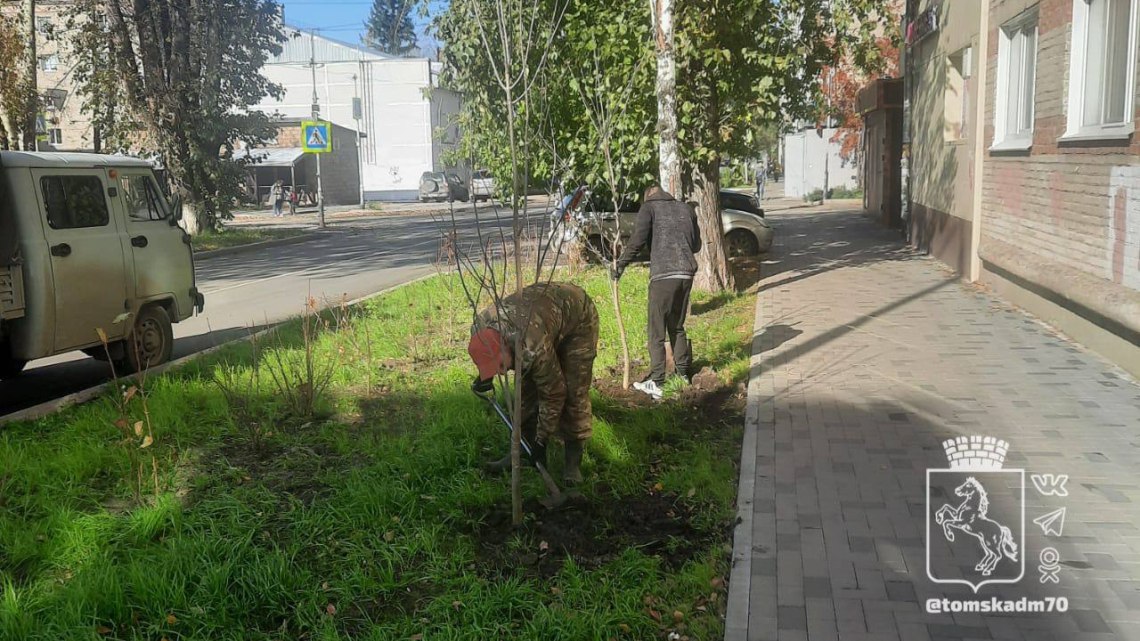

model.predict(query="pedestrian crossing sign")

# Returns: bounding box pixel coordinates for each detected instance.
[301,120,333,153]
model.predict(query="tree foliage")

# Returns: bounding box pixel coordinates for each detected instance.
[0,12,34,151]
[437,0,895,290]
[67,0,285,233]
[822,0,903,161]
[364,0,419,55]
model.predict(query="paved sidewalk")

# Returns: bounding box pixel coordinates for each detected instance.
[728,208,1140,640]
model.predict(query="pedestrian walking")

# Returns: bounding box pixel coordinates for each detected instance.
[270,180,285,217]
[755,162,767,201]
[610,185,701,400]
[468,282,599,487]
[287,186,298,216]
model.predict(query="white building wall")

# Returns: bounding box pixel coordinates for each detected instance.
[254,29,461,201]
[781,128,858,198]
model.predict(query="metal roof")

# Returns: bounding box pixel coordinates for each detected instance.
[232,147,305,167]
[0,151,153,169]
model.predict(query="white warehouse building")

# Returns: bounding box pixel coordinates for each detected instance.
[781,126,858,199]
[253,27,463,202]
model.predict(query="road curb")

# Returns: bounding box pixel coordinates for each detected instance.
[0,271,437,426]
[724,288,768,641]
[194,232,322,259]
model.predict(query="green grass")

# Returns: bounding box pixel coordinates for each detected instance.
[192,227,307,253]
[0,267,756,641]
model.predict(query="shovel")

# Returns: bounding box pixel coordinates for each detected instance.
[473,383,567,510]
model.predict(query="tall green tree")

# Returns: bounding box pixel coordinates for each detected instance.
[364,0,419,55]
[68,0,285,234]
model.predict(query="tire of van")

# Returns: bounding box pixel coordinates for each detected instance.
[0,348,26,380]
[119,306,174,373]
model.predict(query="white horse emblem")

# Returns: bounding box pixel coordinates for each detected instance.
[935,477,1019,576]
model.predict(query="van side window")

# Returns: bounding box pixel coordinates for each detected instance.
[121,174,167,221]
[41,175,109,229]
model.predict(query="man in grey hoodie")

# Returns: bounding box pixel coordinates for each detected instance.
[611,185,702,400]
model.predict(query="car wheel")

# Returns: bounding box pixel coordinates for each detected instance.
[726,229,760,258]
[120,305,174,373]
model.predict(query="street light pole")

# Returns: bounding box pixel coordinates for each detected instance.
[310,29,326,229]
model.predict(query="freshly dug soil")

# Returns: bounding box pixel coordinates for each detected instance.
[473,489,718,579]
[471,371,745,580]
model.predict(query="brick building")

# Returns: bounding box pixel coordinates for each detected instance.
[904,0,1140,375]
[0,0,95,151]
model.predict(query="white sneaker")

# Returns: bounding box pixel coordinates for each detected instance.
[633,379,663,400]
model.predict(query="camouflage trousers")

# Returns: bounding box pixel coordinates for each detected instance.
[521,309,599,444]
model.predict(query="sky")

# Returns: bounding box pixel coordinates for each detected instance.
[277,0,444,49]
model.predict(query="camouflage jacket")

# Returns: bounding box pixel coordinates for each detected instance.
[477,282,597,442]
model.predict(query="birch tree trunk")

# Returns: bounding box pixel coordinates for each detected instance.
[653,0,681,197]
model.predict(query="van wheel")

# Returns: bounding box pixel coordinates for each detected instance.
[0,348,26,380]
[120,306,174,373]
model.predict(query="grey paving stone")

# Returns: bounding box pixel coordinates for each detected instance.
[731,208,1140,641]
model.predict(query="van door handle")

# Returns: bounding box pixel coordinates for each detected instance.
[131,235,148,248]
[50,243,71,257]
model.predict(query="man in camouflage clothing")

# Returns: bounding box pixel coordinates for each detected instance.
[467,282,599,486]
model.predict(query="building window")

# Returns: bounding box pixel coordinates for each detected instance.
[1066,0,1138,139]
[945,47,972,142]
[48,129,62,145]
[37,55,58,72]
[35,16,53,35]
[993,12,1037,149]
[44,89,66,112]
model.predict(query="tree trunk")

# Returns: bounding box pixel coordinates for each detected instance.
[22,0,36,152]
[653,0,681,196]
[691,157,734,292]
[180,200,202,236]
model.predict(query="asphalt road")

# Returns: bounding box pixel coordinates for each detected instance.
[0,204,553,416]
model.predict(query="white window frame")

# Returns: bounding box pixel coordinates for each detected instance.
[993,11,1039,151]
[38,54,58,72]
[1064,0,1140,141]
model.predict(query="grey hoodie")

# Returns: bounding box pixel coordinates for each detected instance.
[615,189,702,281]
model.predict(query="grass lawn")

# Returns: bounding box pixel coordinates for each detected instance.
[0,267,756,640]
[192,227,308,253]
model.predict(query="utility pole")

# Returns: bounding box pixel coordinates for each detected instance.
[353,69,364,208]
[23,0,37,151]
[310,30,326,229]
[822,67,831,204]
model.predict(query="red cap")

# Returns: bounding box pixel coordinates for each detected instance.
[468,327,503,382]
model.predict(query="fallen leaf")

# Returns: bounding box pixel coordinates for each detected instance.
[321,581,329,590]
[96,625,112,635]
[696,605,707,612]
[325,603,337,616]
[452,600,463,610]
[96,328,109,344]
[384,531,395,542]
[550,587,562,596]
[710,577,724,590]
[653,482,664,492]
[673,610,684,623]
[539,541,550,552]
[134,421,144,437]
[619,623,631,633]
[140,435,154,449]
[686,487,696,498]
[647,609,662,622]
[123,386,138,402]
[114,418,129,430]
[420,495,436,501]
[410,635,424,641]
[166,613,177,625]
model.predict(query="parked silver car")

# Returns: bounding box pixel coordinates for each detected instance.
[578,204,773,259]
[419,171,469,203]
